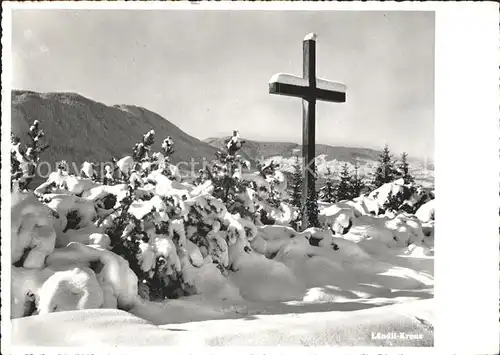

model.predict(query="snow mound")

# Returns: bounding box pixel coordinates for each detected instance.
[257,225,303,256]
[45,243,138,310]
[302,286,360,302]
[189,262,243,301]
[258,225,298,240]
[228,240,306,302]
[37,267,104,314]
[416,199,435,222]
[56,225,110,249]
[319,204,355,235]
[186,240,203,267]
[326,199,371,217]
[11,192,57,269]
[11,266,55,319]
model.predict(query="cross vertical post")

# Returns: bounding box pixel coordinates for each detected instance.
[268,33,346,231]
[302,36,317,229]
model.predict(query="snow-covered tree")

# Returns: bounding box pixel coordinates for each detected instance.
[383,187,416,214]
[194,168,210,186]
[95,131,192,300]
[396,152,415,185]
[372,145,397,189]
[203,131,253,219]
[105,187,144,274]
[151,136,176,179]
[161,136,175,158]
[319,167,336,203]
[336,163,352,202]
[257,160,282,209]
[11,134,24,187]
[288,156,302,208]
[287,156,303,230]
[133,129,155,163]
[304,175,320,229]
[350,163,366,198]
[102,164,115,185]
[11,120,50,191]
[226,130,245,156]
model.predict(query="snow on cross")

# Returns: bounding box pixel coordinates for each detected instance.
[268,33,347,230]
[268,74,346,101]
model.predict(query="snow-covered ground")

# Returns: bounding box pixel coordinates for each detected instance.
[9,160,434,347]
[12,299,433,346]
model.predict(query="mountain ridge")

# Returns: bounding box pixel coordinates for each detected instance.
[11,89,218,169]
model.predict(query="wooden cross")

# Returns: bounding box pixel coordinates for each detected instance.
[269,33,346,229]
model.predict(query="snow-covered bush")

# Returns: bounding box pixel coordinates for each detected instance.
[133,129,155,163]
[87,131,260,300]
[363,178,430,215]
[11,120,50,191]
[201,132,254,219]
[80,161,97,180]
[246,160,295,227]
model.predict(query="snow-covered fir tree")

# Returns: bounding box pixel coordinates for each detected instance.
[161,136,175,157]
[257,160,282,209]
[203,131,253,219]
[383,186,417,214]
[396,152,415,185]
[133,129,156,163]
[102,164,115,185]
[336,163,352,202]
[319,167,336,203]
[350,163,366,198]
[288,156,303,208]
[11,134,24,187]
[99,131,198,300]
[11,120,50,191]
[372,144,397,188]
[301,156,320,230]
[288,155,303,230]
[304,176,320,229]
[153,136,176,179]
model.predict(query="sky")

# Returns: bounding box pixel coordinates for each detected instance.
[12,9,434,160]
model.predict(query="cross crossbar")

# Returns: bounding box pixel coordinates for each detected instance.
[268,33,347,230]
[269,73,346,103]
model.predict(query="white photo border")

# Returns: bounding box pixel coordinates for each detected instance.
[1,1,499,354]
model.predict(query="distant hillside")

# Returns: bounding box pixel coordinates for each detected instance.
[204,137,382,164]
[204,137,434,188]
[11,90,218,179]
